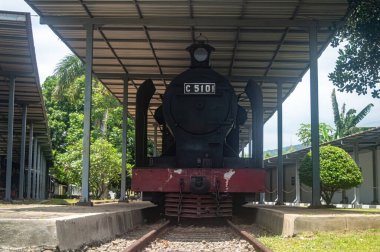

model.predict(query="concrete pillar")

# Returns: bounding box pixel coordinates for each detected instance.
[80,24,94,204]
[5,76,16,201]
[309,22,321,207]
[18,105,28,199]
[276,82,284,204]
[32,138,38,199]
[27,123,33,199]
[120,75,128,201]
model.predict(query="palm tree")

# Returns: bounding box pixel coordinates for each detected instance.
[53,54,85,98]
[331,89,374,138]
[53,54,115,136]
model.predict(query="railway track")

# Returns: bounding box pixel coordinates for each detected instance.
[122,219,272,252]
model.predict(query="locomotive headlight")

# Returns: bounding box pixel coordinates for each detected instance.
[194,47,208,62]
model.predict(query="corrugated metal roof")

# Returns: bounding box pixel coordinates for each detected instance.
[0,11,52,160]
[26,0,350,151]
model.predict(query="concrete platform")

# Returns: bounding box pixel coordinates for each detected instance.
[0,202,155,251]
[244,204,380,236]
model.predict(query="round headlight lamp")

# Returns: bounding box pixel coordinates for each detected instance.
[194,47,208,62]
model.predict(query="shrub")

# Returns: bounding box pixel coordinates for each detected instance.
[299,145,363,205]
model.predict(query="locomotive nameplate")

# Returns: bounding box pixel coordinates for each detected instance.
[184,83,215,95]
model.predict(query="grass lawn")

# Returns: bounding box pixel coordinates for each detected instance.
[332,208,380,213]
[258,229,380,252]
[39,198,119,205]
[40,198,79,205]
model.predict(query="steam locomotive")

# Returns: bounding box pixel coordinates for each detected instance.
[132,41,266,218]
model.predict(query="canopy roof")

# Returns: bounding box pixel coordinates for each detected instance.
[0,11,52,160]
[26,0,350,150]
[265,127,380,168]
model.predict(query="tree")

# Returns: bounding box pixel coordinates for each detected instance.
[55,138,121,199]
[53,54,85,98]
[331,89,374,138]
[299,145,363,205]
[329,0,380,98]
[296,123,335,146]
[43,54,137,198]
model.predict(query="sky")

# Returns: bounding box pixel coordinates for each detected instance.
[2,0,380,151]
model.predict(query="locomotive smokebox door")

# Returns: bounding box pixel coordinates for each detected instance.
[190,176,210,194]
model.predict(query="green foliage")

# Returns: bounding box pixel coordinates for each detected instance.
[296,89,374,146]
[329,0,380,98]
[296,123,335,146]
[331,89,374,138]
[299,145,363,205]
[53,53,85,97]
[43,54,137,198]
[258,229,380,252]
[55,139,121,199]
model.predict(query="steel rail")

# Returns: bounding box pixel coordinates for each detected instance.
[122,220,171,252]
[226,219,273,252]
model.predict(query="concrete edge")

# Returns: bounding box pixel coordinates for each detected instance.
[56,208,146,250]
[251,207,380,237]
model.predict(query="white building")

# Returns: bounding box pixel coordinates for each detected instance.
[264,127,380,206]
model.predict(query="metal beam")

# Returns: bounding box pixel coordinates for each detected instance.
[120,75,128,202]
[40,16,340,28]
[309,22,321,207]
[351,142,360,206]
[27,123,33,199]
[32,138,37,199]
[96,73,301,83]
[18,104,28,199]
[36,143,41,200]
[372,147,379,204]
[80,24,93,204]
[143,25,167,87]
[294,158,300,204]
[153,123,158,157]
[5,76,15,201]
[276,82,284,205]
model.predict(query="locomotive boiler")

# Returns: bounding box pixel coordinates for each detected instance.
[132,41,266,218]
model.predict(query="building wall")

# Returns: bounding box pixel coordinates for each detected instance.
[266,146,380,205]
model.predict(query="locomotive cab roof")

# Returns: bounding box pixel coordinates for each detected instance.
[186,41,215,68]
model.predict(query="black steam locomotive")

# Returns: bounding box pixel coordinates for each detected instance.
[132,41,266,218]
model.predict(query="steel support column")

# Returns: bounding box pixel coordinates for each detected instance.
[351,143,360,206]
[294,159,300,204]
[153,123,158,157]
[32,138,37,199]
[27,123,33,199]
[80,24,94,204]
[372,147,379,204]
[18,104,28,199]
[5,76,16,201]
[120,75,128,201]
[42,156,46,199]
[248,128,252,158]
[276,82,284,205]
[36,144,41,200]
[309,22,321,206]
